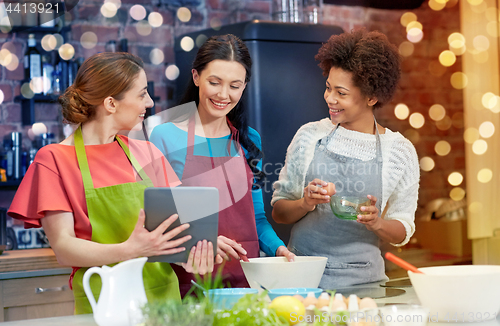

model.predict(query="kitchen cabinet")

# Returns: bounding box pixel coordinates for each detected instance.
[0,249,74,322]
[0,274,74,322]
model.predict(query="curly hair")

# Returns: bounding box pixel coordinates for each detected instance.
[315,28,401,109]
[59,52,144,124]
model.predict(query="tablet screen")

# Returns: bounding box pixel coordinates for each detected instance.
[144,187,219,263]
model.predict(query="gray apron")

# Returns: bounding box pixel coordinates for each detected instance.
[288,118,388,289]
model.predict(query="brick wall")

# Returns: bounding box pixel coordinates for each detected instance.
[0,0,464,217]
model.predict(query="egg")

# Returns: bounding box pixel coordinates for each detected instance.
[359,297,377,309]
[315,292,331,309]
[302,292,318,307]
[293,294,304,302]
[324,182,336,196]
[331,298,347,311]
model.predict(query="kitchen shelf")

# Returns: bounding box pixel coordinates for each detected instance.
[14,94,59,126]
[10,25,70,34]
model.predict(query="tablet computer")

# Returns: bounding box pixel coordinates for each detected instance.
[144,187,219,263]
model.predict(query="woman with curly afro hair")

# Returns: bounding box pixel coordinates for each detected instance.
[271,29,420,288]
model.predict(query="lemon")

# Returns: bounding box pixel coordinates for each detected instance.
[269,295,306,325]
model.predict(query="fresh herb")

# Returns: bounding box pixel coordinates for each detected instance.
[142,265,288,326]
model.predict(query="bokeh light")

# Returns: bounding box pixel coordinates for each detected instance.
[409,112,425,129]
[420,156,435,172]
[406,21,423,33]
[435,140,451,156]
[165,64,180,80]
[41,35,57,51]
[80,32,98,49]
[464,128,480,144]
[177,7,191,22]
[399,41,414,57]
[472,139,487,155]
[400,12,417,27]
[148,12,163,27]
[180,36,195,52]
[5,53,19,71]
[404,129,420,144]
[136,20,152,36]
[450,187,466,201]
[0,49,12,66]
[53,34,64,49]
[59,43,75,60]
[473,35,490,51]
[436,116,452,131]
[30,77,43,94]
[32,122,48,136]
[104,0,121,9]
[149,48,164,65]
[448,33,466,55]
[21,82,34,99]
[429,104,446,121]
[0,16,12,33]
[101,2,118,18]
[196,34,208,48]
[469,202,483,214]
[486,21,498,37]
[394,103,410,120]
[439,50,456,67]
[429,0,446,11]
[130,5,147,21]
[477,168,493,183]
[470,0,487,13]
[429,60,447,77]
[448,172,463,186]
[450,72,468,89]
[482,92,497,109]
[210,17,222,30]
[407,28,424,43]
[479,121,495,138]
[448,32,465,47]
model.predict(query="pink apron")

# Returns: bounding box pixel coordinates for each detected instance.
[171,115,259,296]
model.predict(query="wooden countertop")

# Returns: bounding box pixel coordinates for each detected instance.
[0,249,67,273]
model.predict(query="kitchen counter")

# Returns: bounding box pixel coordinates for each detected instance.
[1,282,499,326]
[0,249,67,273]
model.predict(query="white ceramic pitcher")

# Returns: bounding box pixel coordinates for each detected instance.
[83,257,148,326]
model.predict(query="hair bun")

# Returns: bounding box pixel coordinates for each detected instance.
[59,85,95,124]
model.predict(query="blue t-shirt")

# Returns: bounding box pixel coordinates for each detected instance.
[150,122,284,256]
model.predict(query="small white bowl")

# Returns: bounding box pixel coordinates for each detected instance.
[379,305,429,326]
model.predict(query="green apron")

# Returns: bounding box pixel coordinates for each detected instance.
[71,125,181,314]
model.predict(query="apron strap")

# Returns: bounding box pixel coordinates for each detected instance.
[74,125,154,191]
[116,136,154,187]
[74,125,95,191]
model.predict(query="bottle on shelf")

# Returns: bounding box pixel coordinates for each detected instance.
[42,55,54,95]
[105,40,117,52]
[52,62,62,95]
[24,34,43,94]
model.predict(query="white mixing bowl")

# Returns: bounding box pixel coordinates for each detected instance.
[408,265,500,322]
[240,256,327,290]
